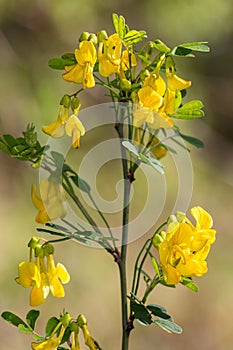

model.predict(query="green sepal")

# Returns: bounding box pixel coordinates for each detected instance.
[155,317,183,334]
[181,277,199,292]
[172,100,204,120]
[26,310,40,330]
[1,311,28,328]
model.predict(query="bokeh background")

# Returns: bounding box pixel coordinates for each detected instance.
[0,1,233,349]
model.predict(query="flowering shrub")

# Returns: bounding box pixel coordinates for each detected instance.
[1,13,216,350]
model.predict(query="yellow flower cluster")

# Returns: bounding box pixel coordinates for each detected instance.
[16,238,70,306]
[156,206,216,285]
[133,62,191,129]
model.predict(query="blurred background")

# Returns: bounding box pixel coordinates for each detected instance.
[0,0,233,349]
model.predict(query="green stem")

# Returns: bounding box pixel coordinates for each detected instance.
[116,118,132,350]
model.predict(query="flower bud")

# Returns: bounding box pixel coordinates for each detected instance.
[70,321,79,333]
[28,237,40,249]
[71,97,81,112]
[153,233,164,248]
[167,214,178,226]
[97,30,108,43]
[60,94,71,108]
[34,245,44,258]
[43,243,54,256]
[77,314,87,328]
[175,211,186,223]
[79,32,90,42]
[88,34,97,45]
[120,79,132,91]
[60,312,71,328]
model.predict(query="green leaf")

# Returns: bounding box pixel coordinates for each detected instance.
[32,335,46,341]
[130,300,152,325]
[178,41,210,52]
[122,140,139,156]
[51,151,64,168]
[181,277,199,292]
[155,317,183,334]
[179,133,204,148]
[0,138,10,154]
[112,13,126,39]
[173,100,204,120]
[70,175,91,193]
[139,154,165,175]
[60,327,71,344]
[147,304,172,320]
[26,310,40,330]
[3,134,17,147]
[18,324,33,334]
[46,317,60,337]
[124,30,147,45]
[61,53,76,60]
[48,57,76,70]
[160,143,177,154]
[153,39,170,53]
[1,311,28,328]
[170,46,194,57]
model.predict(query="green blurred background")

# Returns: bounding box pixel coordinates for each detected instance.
[0,0,233,349]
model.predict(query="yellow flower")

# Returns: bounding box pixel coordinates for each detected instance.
[138,86,163,111]
[31,337,60,350]
[29,254,70,306]
[29,270,50,306]
[42,105,69,138]
[65,114,85,148]
[63,41,97,88]
[158,206,216,285]
[16,251,70,306]
[98,33,122,77]
[166,66,191,91]
[120,50,137,71]
[134,73,174,129]
[31,178,66,224]
[31,320,67,349]
[15,261,41,289]
[47,254,70,298]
